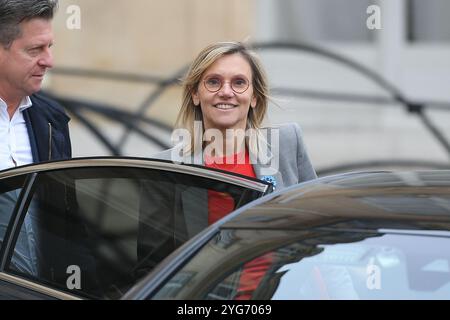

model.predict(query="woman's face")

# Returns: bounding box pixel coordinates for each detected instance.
[192,53,257,132]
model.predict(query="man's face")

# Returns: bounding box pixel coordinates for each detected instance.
[0,18,54,103]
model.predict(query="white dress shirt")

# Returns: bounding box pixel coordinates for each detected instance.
[0,96,34,171]
[0,96,39,276]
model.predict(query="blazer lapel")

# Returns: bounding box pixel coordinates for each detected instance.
[252,134,283,190]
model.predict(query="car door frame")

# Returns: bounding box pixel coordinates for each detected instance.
[0,157,272,299]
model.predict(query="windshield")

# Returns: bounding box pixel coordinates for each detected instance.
[151,228,450,300]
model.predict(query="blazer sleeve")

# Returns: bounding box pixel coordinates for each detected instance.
[293,123,317,182]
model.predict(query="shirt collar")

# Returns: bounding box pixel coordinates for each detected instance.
[0,96,33,112]
[18,96,33,112]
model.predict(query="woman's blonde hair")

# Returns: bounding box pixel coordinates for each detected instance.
[176,41,270,155]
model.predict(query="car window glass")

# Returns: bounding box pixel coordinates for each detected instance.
[0,175,27,262]
[4,167,263,299]
[152,229,450,300]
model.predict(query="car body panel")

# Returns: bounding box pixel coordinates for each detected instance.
[124,170,450,300]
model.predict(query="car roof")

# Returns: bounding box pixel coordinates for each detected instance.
[221,170,450,232]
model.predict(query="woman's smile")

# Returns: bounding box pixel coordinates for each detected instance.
[213,103,238,110]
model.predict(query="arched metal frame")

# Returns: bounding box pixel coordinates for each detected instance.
[46,41,450,175]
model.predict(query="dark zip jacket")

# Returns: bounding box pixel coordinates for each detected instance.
[22,92,72,162]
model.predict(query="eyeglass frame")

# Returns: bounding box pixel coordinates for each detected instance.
[202,75,251,94]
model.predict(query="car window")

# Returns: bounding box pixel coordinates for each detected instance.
[0,175,28,263]
[4,166,264,299]
[150,229,450,300]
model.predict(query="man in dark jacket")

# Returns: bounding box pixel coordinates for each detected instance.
[0,0,70,168]
[0,0,71,276]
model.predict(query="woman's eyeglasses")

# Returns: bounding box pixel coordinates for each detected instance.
[203,76,250,94]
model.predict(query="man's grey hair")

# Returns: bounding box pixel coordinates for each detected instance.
[0,0,58,48]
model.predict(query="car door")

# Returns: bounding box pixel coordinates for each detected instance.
[0,174,57,299]
[0,157,271,299]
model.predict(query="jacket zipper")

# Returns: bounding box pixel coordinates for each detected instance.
[48,122,52,160]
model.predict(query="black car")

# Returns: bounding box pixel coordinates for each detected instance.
[126,170,450,300]
[0,157,270,299]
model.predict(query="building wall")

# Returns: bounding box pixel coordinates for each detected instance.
[49,0,255,124]
[255,0,450,171]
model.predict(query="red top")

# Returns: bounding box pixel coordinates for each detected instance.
[205,150,272,299]
[205,150,256,225]
[234,253,273,300]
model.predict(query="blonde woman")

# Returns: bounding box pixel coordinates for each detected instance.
[138,42,316,275]
[156,41,316,195]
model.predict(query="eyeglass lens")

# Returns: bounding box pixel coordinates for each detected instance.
[204,76,249,93]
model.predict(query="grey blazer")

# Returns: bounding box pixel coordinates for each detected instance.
[136,123,316,270]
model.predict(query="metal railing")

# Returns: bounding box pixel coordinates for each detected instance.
[45,41,450,175]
